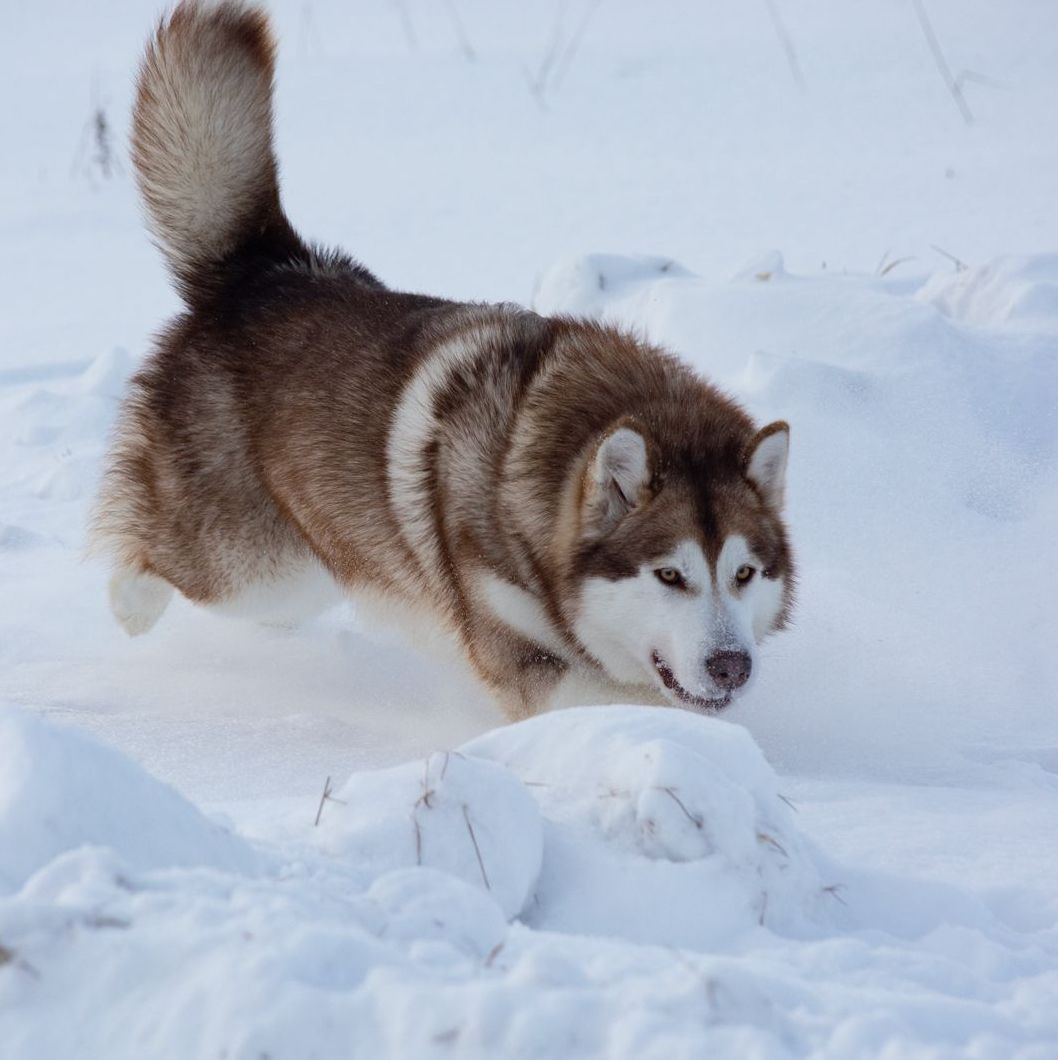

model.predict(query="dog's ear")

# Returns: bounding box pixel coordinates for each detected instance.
[745,421,789,509]
[583,424,652,534]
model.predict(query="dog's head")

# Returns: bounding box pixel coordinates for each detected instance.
[568,419,794,712]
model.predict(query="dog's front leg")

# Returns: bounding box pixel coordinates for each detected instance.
[463,619,664,719]
[457,617,568,720]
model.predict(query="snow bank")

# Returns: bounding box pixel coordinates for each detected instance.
[312,704,829,944]
[919,254,1058,331]
[2,706,1054,1059]
[467,706,828,947]
[533,253,691,316]
[0,705,833,1058]
[313,704,830,947]
[0,707,256,894]
[313,751,543,921]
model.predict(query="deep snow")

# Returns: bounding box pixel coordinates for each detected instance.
[2,1,1057,1056]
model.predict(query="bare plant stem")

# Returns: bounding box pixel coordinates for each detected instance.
[444,0,476,62]
[552,0,603,91]
[762,0,805,91]
[462,805,490,890]
[911,0,973,125]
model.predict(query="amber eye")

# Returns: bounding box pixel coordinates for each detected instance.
[655,567,685,588]
[735,564,756,586]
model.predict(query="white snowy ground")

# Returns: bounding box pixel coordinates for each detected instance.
[2,1,1058,1056]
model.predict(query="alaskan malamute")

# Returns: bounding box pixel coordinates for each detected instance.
[92,1,795,718]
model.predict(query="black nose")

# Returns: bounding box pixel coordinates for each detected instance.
[706,650,752,691]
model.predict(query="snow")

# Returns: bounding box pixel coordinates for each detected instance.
[0,709,257,894]
[2,0,1058,1056]
[314,749,543,921]
[465,706,829,948]
[2,706,1056,1057]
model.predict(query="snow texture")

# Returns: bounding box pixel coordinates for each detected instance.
[0,709,257,894]
[466,706,830,948]
[314,750,543,921]
[2,1,1058,1057]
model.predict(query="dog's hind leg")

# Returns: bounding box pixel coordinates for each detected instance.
[108,566,174,636]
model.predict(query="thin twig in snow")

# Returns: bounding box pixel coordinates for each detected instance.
[417,754,438,810]
[656,785,703,830]
[757,831,789,858]
[444,0,476,62]
[880,255,917,277]
[551,0,604,92]
[314,775,332,826]
[439,749,465,780]
[524,0,566,109]
[71,76,120,184]
[911,0,973,125]
[540,5,566,81]
[930,243,968,271]
[522,66,550,113]
[313,775,346,826]
[462,804,490,890]
[822,883,849,906]
[762,0,805,91]
[0,943,40,980]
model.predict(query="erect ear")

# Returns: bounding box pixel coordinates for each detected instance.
[745,421,789,509]
[583,424,652,534]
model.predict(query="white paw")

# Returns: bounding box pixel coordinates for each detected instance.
[109,569,173,636]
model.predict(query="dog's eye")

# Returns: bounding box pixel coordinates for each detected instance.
[655,567,685,588]
[735,564,756,586]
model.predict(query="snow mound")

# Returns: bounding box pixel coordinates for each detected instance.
[534,252,690,319]
[0,707,257,894]
[314,706,827,949]
[314,751,543,921]
[0,707,1053,1058]
[366,867,507,959]
[732,249,788,283]
[919,254,1058,330]
[466,706,828,948]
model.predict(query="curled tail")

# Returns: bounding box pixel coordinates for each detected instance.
[133,1,304,307]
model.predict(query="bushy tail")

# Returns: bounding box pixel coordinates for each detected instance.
[133,1,304,307]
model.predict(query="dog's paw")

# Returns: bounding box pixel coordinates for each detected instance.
[108,568,173,636]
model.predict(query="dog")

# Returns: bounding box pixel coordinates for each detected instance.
[91,0,795,720]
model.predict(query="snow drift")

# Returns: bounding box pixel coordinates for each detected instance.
[2,695,1054,1058]
[0,702,839,1059]
[0,707,256,894]
[467,706,830,947]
